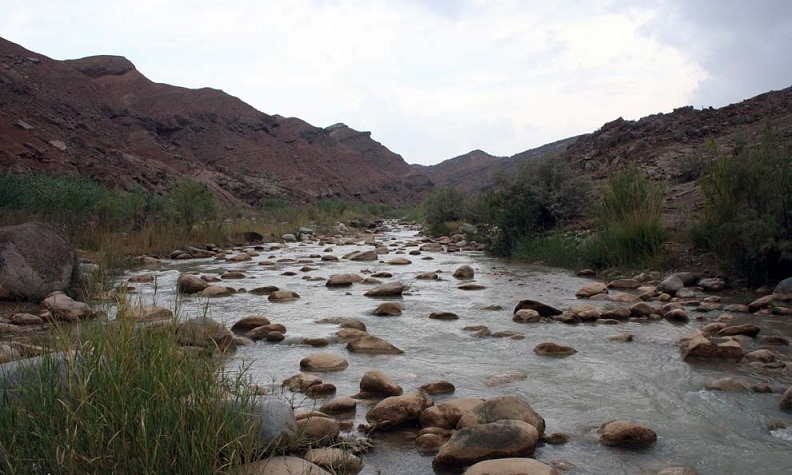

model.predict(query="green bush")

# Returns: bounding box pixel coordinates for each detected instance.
[423,186,468,225]
[693,137,792,283]
[0,316,264,474]
[511,232,588,268]
[586,166,668,269]
[483,158,590,255]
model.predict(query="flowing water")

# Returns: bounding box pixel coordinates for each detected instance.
[122,223,792,475]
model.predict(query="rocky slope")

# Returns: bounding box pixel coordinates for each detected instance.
[0,37,432,207]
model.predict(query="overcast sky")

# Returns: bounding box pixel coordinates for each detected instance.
[1,0,790,165]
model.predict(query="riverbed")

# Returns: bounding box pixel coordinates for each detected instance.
[122,223,792,475]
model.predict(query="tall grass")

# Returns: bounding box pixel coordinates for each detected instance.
[586,166,669,269]
[0,314,266,474]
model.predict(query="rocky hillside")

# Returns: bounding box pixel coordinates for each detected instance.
[0,37,432,207]
[424,86,792,195]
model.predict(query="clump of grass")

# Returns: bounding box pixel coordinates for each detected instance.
[511,232,588,268]
[0,312,266,474]
[585,166,669,269]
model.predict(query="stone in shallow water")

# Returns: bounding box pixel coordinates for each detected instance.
[463,458,560,475]
[433,420,539,469]
[598,420,657,448]
[299,352,349,372]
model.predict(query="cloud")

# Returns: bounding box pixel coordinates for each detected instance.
[1,0,714,164]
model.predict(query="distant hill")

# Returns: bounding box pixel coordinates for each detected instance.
[0,37,432,207]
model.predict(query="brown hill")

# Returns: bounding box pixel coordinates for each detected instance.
[0,37,432,207]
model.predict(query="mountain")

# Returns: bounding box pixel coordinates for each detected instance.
[423,87,792,194]
[0,37,432,207]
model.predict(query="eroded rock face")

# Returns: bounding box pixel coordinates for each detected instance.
[0,222,74,300]
[433,420,539,469]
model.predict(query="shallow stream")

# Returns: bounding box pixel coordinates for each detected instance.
[122,224,792,475]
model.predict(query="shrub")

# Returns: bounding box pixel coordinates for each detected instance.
[693,137,792,283]
[586,166,668,269]
[423,186,468,226]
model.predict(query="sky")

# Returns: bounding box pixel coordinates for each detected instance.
[1,0,790,165]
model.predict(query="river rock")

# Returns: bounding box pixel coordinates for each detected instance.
[223,396,298,450]
[296,416,340,442]
[513,309,541,323]
[418,380,455,395]
[463,458,560,475]
[302,448,362,475]
[42,291,92,321]
[657,274,685,295]
[780,386,792,412]
[719,324,760,337]
[415,433,448,454]
[513,299,562,317]
[326,274,356,287]
[128,273,155,283]
[0,222,74,300]
[420,398,484,429]
[300,352,349,372]
[665,308,690,323]
[629,301,657,317]
[457,395,545,436]
[246,323,287,341]
[231,316,271,333]
[453,265,474,279]
[608,279,641,289]
[576,282,608,298]
[534,342,577,357]
[420,243,444,252]
[699,278,726,291]
[774,277,792,294]
[364,282,405,297]
[416,272,439,280]
[599,421,657,448]
[9,313,43,325]
[433,420,539,469]
[236,456,332,475]
[388,257,411,265]
[126,305,173,322]
[609,292,641,303]
[319,397,357,414]
[347,335,404,354]
[373,302,402,316]
[305,382,336,397]
[680,333,743,360]
[744,349,775,363]
[176,317,235,352]
[360,369,403,397]
[429,311,459,320]
[335,328,368,341]
[657,467,699,475]
[346,250,377,261]
[202,285,232,297]
[706,377,751,392]
[268,290,300,302]
[608,332,634,342]
[177,273,207,294]
[366,392,428,431]
[283,373,322,392]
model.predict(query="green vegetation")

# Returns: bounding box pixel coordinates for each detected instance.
[0,312,265,474]
[585,165,669,269]
[693,136,792,283]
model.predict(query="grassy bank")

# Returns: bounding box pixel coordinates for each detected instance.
[0,309,265,474]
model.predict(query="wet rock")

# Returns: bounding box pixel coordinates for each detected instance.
[657,467,699,475]
[246,323,287,341]
[283,373,322,392]
[176,317,235,353]
[458,283,486,291]
[657,274,684,295]
[388,257,411,265]
[128,273,155,283]
[608,279,641,289]
[433,420,539,469]
[335,328,369,341]
[680,333,743,361]
[300,352,349,372]
[302,448,362,475]
[268,290,300,302]
[706,377,751,392]
[347,335,404,354]
[364,282,405,297]
[718,324,760,337]
[763,336,790,346]
[359,370,403,397]
[416,272,439,280]
[305,383,336,397]
[513,300,562,317]
[202,285,232,297]
[629,302,657,317]
[319,397,357,414]
[513,309,541,323]
[599,421,657,448]
[420,243,444,252]
[463,458,561,475]
[543,432,571,444]
[485,371,527,387]
[699,278,726,291]
[227,253,252,262]
[326,274,356,287]
[665,308,690,323]
[534,342,577,357]
[576,282,608,298]
[609,292,641,303]
[296,416,340,443]
[608,332,633,342]
[415,433,448,454]
[316,317,366,331]
[577,268,596,276]
[457,395,545,436]
[221,271,246,279]
[231,316,271,333]
[780,386,792,412]
[236,456,332,475]
[420,398,484,429]
[453,265,474,279]
[265,331,285,343]
[9,313,43,325]
[774,277,792,294]
[0,222,74,300]
[303,337,329,347]
[223,397,298,450]
[346,250,377,261]
[429,311,459,320]
[126,305,173,322]
[373,302,403,316]
[744,349,775,363]
[249,285,279,295]
[366,392,428,431]
[418,380,455,395]
[601,307,631,320]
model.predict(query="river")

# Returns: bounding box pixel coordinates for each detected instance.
[122,223,792,475]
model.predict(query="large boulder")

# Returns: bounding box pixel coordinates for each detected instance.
[457,395,545,437]
[433,420,539,469]
[42,291,92,321]
[657,274,685,295]
[463,458,560,475]
[774,277,792,294]
[0,222,74,300]
[365,392,428,431]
